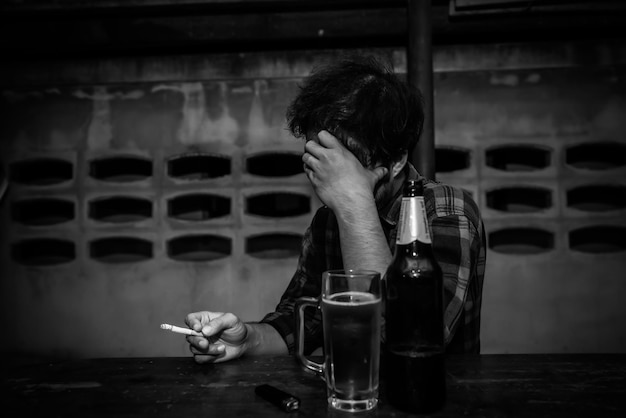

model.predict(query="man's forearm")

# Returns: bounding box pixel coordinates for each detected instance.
[335,199,393,276]
[244,322,289,356]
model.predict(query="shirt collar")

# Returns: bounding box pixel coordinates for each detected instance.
[379,163,422,227]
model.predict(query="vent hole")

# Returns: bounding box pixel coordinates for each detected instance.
[167,235,231,261]
[168,155,230,180]
[246,233,302,259]
[90,237,153,263]
[12,239,76,266]
[486,187,552,213]
[89,197,153,223]
[486,146,551,172]
[12,198,75,225]
[566,142,626,170]
[10,158,73,185]
[489,228,554,254]
[168,194,231,221]
[567,184,626,212]
[247,153,304,177]
[247,193,310,217]
[90,157,152,182]
[435,147,471,173]
[569,226,626,253]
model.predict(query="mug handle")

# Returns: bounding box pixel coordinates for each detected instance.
[295,297,324,376]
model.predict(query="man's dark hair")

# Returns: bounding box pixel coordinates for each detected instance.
[286,55,424,167]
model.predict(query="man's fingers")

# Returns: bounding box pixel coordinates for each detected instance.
[304,138,324,158]
[200,312,239,337]
[302,152,313,166]
[371,166,389,184]
[306,131,343,157]
[317,130,341,148]
[184,312,203,332]
[184,311,226,333]
[305,131,354,163]
[186,335,209,349]
[190,343,226,356]
[193,352,229,364]
[192,354,212,364]
[187,330,227,365]
[302,152,318,172]
[184,311,242,364]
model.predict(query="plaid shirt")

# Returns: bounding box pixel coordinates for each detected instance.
[261,164,487,354]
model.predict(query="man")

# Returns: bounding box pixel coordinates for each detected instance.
[186,56,486,362]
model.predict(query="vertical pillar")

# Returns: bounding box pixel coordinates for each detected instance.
[407,0,436,179]
[0,161,7,201]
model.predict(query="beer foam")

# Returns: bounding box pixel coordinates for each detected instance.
[325,291,380,306]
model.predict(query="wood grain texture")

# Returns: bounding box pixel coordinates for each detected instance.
[3,354,626,417]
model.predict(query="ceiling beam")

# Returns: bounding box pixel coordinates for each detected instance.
[1,1,625,60]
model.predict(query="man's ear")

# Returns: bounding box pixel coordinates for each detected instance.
[390,151,408,178]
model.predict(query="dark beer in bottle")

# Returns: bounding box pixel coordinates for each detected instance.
[383,179,446,413]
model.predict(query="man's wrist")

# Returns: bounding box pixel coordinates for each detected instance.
[241,323,257,356]
[333,193,377,221]
[242,322,289,356]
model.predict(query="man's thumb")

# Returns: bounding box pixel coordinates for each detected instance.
[372,166,389,183]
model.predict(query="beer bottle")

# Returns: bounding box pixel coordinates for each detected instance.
[383,179,446,413]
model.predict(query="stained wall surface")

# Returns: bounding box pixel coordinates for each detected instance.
[432,42,626,353]
[1,42,625,358]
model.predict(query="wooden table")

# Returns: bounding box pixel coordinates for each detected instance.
[2,354,625,417]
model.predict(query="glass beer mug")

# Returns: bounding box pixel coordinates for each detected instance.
[295,269,382,412]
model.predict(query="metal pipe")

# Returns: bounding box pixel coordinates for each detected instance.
[407,0,435,179]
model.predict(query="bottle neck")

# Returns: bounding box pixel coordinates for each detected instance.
[396,195,431,245]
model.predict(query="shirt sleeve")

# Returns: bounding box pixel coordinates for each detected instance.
[430,213,482,347]
[259,208,330,355]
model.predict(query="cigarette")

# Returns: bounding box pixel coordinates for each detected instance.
[160,323,203,337]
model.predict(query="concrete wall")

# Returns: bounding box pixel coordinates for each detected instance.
[1,42,625,358]
[432,42,626,353]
